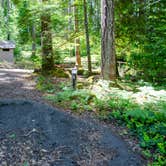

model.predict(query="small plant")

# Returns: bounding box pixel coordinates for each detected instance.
[46,89,96,112]
[36,75,55,93]
[70,101,79,111]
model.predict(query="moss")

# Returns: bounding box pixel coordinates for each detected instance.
[77,83,84,89]
[39,67,69,78]
[51,68,69,78]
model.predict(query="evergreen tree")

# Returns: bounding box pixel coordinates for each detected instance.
[41,0,54,72]
[101,0,117,80]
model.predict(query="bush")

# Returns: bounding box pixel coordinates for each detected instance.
[108,99,166,165]
[46,89,95,113]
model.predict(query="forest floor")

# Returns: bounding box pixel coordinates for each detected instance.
[0,68,146,165]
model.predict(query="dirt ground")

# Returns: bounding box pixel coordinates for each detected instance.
[0,68,145,166]
[0,69,42,101]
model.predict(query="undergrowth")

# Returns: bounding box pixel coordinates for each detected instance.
[108,99,166,166]
[36,75,56,93]
[46,89,95,113]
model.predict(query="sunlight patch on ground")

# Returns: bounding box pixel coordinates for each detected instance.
[0,69,33,73]
[91,80,166,104]
[133,86,166,104]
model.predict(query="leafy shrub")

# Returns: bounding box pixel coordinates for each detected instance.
[108,99,166,165]
[46,89,95,112]
[36,76,55,93]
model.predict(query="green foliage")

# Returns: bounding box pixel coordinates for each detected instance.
[115,0,166,84]
[36,75,55,93]
[81,91,165,165]
[94,99,109,111]
[14,46,22,59]
[0,0,18,40]
[108,99,166,165]
[46,89,95,113]
[128,1,165,84]
[17,1,32,44]
[129,41,166,84]
[0,0,165,86]
[30,54,42,67]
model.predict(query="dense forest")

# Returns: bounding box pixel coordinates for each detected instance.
[0,0,166,165]
[0,0,165,83]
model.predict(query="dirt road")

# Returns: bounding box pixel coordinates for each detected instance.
[0,68,42,101]
[0,69,145,166]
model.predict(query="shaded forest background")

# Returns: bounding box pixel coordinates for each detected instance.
[0,0,165,84]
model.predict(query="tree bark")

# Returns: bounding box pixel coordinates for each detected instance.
[101,0,117,80]
[6,0,10,40]
[31,24,36,58]
[41,0,54,72]
[68,0,73,57]
[74,3,82,68]
[83,0,92,75]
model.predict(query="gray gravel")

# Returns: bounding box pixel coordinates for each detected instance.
[0,100,145,166]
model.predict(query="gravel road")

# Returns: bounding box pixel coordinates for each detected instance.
[0,68,145,166]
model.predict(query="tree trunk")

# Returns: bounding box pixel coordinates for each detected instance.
[68,0,73,57]
[83,0,92,75]
[101,0,117,80]
[74,4,82,68]
[41,0,54,72]
[31,24,36,58]
[6,0,10,40]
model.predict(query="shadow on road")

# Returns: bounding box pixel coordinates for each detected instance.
[0,100,145,166]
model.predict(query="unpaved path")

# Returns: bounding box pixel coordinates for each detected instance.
[0,69,145,166]
[0,69,42,101]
